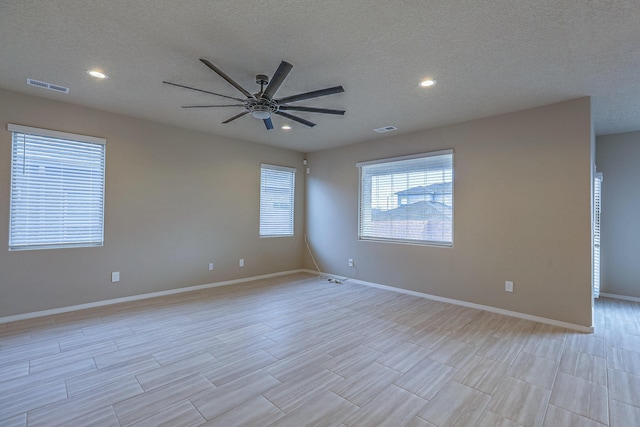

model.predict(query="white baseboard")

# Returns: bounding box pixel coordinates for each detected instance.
[3,268,595,333]
[0,269,306,325]
[304,270,593,333]
[600,292,640,303]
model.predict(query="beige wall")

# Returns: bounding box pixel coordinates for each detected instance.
[0,88,305,317]
[305,98,594,327]
[596,131,640,298]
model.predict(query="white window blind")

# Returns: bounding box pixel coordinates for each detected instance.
[260,164,295,237]
[593,172,603,298]
[8,124,106,251]
[358,150,453,246]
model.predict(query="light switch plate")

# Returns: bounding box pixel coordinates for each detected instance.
[505,280,513,292]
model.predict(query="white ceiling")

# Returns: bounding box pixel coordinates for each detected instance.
[1,1,640,152]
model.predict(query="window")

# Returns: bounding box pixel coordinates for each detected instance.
[358,149,453,246]
[8,124,106,251]
[593,172,603,298]
[260,164,295,237]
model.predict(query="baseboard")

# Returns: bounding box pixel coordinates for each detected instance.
[304,270,593,333]
[0,269,306,324]
[600,292,640,303]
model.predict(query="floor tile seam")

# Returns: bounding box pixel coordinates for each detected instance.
[2,363,97,396]
[330,363,401,388]
[609,396,640,412]
[16,382,70,425]
[390,379,435,401]
[253,390,288,415]
[133,362,196,393]
[423,351,473,370]
[204,358,282,386]
[607,364,640,380]
[540,341,566,426]
[0,343,61,364]
[492,341,524,371]
[0,334,72,351]
[58,336,118,353]
[31,349,105,372]
[605,362,640,377]
[520,347,562,363]
[507,376,553,426]
[0,374,68,402]
[324,362,349,379]
[117,398,195,427]
[186,381,231,419]
[375,353,422,373]
[267,367,345,400]
[329,385,391,411]
[406,336,446,352]
[115,372,215,420]
[607,367,640,410]
[451,375,500,396]
[272,389,356,415]
[510,353,560,390]
[556,366,611,425]
[553,401,612,427]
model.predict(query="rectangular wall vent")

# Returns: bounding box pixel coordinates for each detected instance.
[374,126,398,133]
[27,78,70,94]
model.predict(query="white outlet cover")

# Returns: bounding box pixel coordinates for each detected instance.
[112,272,120,282]
[505,281,514,292]
[239,259,244,267]
[208,263,214,270]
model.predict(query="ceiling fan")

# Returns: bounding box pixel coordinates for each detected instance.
[163,59,345,129]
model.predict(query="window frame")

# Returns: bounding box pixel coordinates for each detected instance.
[357,149,454,247]
[259,163,296,238]
[7,124,106,251]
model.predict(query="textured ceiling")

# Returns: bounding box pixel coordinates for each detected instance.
[1,1,640,152]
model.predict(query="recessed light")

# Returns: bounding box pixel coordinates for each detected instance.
[374,126,397,133]
[281,125,292,130]
[419,79,436,87]
[87,70,108,79]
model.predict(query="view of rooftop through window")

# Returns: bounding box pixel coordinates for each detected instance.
[359,151,453,245]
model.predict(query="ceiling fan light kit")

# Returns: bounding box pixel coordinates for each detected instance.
[163,59,346,130]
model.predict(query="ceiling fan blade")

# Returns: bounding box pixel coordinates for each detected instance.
[181,104,244,108]
[162,81,245,102]
[222,111,250,124]
[279,106,345,115]
[200,58,254,99]
[276,85,344,104]
[263,117,274,130]
[262,61,293,100]
[275,111,316,127]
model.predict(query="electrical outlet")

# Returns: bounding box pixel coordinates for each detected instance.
[208,263,214,271]
[348,259,354,267]
[111,272,120,283]
[239,258,244,267]
[505,280,514,292]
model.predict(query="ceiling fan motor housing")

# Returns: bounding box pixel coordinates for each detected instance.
[246,99,278,119]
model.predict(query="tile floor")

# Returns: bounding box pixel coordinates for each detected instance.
[0,273,639,426]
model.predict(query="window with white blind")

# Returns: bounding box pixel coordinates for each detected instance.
[8,124,106,251]
[593,172,603,298]
[358,149,453,246]
[260,164,295,237]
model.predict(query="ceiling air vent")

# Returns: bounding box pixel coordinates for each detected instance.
[374,126,397,133]
[26,78,70,94]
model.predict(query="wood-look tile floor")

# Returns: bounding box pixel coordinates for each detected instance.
[1,273,639,426]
